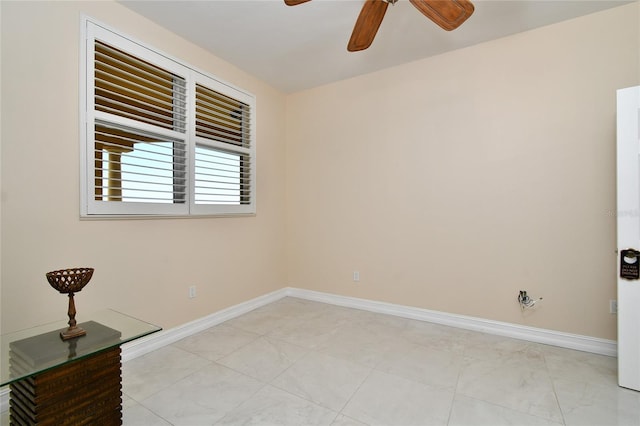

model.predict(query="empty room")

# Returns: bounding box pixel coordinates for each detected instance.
[1,0,639,425]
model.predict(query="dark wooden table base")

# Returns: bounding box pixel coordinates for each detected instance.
[9,347,122,425]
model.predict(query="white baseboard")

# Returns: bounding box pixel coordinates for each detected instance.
[0,286,617,414]
[284,287,618,357]
[121,287,288,362]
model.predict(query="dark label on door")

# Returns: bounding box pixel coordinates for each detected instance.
[620,249,640,280]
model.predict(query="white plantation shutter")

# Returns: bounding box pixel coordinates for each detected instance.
[94,41,187,132]
[94,124,187,204]
[83,20,256,216]
[193,84,253,208]
[195,84,250,148]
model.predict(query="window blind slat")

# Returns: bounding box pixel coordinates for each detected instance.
[195,97,250,129]
[195,88,250,118]
[95,73,186,118]
[95,41,187,133]
[96,96,186,131]
[195,84,251,149]
[95,43,174,80]
[194,110,250,136]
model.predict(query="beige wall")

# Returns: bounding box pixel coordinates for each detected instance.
[2,2,638,342]
[286,3,639,341]
[0,1,287,332]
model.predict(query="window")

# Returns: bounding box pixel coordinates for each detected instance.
[81,19,256,217]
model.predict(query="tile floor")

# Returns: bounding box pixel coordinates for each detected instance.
[120,297,640,425]
[2,297,638,425]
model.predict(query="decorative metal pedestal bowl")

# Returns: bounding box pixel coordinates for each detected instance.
[46,268,94,340]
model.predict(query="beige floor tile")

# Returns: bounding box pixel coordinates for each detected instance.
[449,395,564,426]
[554,377,640,426]
[122,402,173,425]
[217,336,308,382]
[171,323,260,361]
[342,370,454,426]
[122,345,211,401]
[456,356,563,423]
[137,362,264,425]
[377,342,464,389]
[271,351,371,412]
[215,385,338,426]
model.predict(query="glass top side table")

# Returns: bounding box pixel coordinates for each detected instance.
[1,309,161,425]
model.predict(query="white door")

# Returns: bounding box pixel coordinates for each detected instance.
[617,85,640,391]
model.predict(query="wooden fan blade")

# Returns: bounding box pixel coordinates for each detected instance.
[348,0,389,52]
[284,0,311,5]
[409,0,474,31]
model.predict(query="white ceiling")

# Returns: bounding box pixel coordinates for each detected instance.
[119,0,632,93]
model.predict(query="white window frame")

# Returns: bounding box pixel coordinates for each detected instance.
[80,17,256,218]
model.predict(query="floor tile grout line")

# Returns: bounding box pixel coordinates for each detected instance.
[446,338,467,426]
[265,345,373,416]
[335,363,376,422]
[210,378,271,426]
[543,349,568,426]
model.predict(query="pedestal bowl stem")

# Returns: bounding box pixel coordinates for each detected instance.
[61,292,86,340]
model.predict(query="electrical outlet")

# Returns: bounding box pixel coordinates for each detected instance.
[189,285,197,299]
[610,299,617,314]
[353,271,360,282]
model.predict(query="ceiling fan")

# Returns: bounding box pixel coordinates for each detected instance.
[284,0,475,52]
